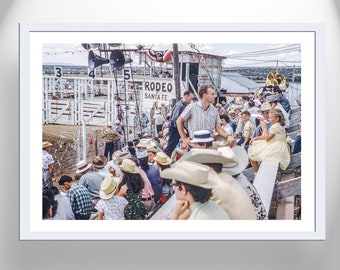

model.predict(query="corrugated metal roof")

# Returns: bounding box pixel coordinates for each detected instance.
[221,72,260,89]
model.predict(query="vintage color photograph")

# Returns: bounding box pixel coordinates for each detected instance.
[20,25,321,240]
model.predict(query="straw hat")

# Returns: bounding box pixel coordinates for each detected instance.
[257,102,272,112]
[76,160,92,174]
[136,138,155,148]
[190,130,214,143]
[42,141,52,149]
[107,122,113,127]
[160,160,218,189]
[147,146,159,154]
[154,152,171,165]
[92,155,108,169]
[119,159,140,174]
[180,146,249,176]
[115,120,121,124]
[99,176,120,199]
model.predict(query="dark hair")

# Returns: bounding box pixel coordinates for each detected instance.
[58,175,72,185]
[203,163,223,174]
[198,85,214,99]
[128,146,136,155]
[138,156,149,172]
[119,172,144,194]
[180,182,212,203]
[196,141,213,148]
[220,114,230,123]
[50,186,60,196]
[183,90,193,96]
[43,189,58,217]
[43,196,52,219]
[248,100,255,107]
[273,86,282,94]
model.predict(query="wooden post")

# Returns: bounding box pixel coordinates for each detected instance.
[276,196,295,220]
[173,43,181,101]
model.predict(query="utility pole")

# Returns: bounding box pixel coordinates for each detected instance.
[173,43,181,101]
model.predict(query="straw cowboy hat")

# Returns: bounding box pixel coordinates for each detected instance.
[107,122,113,127]
[190,130,214,143]
[113,151,131,165]
[257,102,272,112]
[160,160,218,189]
[119,158,140,174]
[99,176,120,200]
[147,146,159,154]
[180,146,249,176]
[136,138,155,148]
[76,160,92,174]
[154,152,171,165]
[42,141,52,149]
[115,120,121,124]
[92,155,108,169]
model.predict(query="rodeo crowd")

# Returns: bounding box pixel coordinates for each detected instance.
[42,84,301,221]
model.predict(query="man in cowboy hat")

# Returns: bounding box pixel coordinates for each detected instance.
[160,161,230,220]
[58,175,92,220]
[76,159,103,210]
[42,141,55,190]
[101,122,121,160]
[176,85,235,148]
[179,148,256,219]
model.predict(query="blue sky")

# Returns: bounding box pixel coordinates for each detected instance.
[43,43,301,68]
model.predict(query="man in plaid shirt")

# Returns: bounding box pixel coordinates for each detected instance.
[58,175,92,220]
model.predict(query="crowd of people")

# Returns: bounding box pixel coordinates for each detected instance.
[42,84,301,221]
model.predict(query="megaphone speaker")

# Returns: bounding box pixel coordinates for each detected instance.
[88,50,110,69]
[110,50,126,70]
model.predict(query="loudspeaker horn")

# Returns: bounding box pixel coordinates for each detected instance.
[88,50,110,69]
[110,50,126,70]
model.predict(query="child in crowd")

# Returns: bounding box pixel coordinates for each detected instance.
[248,108,291,175]
[237,111,255,151]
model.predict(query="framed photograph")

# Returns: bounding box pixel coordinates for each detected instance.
[20,23,325,240]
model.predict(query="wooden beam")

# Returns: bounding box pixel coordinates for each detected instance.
[272,177,301,201]
[253,161,279,214]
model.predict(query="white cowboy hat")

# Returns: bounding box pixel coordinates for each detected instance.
[119,158,140,174]
[136,138,155,148]
[76,160,92,174]
[99,176,120,200]
[190,130,214,143]
[180,146,249,176]
[160,160,218,189]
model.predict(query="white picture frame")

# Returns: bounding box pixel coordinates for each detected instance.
[19,23,325,240]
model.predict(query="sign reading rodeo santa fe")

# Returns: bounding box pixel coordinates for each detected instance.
[142,79,175,111]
